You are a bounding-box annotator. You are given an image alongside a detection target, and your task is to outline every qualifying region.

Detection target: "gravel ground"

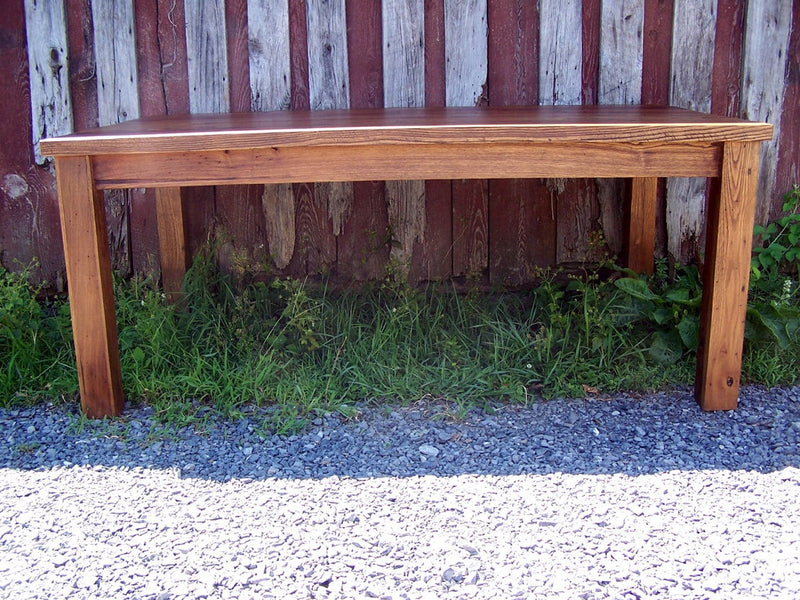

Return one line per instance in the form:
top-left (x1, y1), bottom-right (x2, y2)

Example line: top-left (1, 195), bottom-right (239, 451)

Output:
top-left (1, 385), bottom-right (799, 599)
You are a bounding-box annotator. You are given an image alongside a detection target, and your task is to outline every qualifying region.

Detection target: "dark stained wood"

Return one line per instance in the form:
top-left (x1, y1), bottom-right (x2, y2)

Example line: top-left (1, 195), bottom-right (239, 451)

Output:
top-left (452, 178), bottom-right (488, 278)
top-left (339, 0), bottom-right (389, 281)
top-left (641, 0), bottom-right (674, 260)
top-left (707, 0), bottom-right (747, 263)
top-left (424, 0), bottom-right (447, 107)
top-left (416, 0), bottom-right (453, 283)
top-left (134, 0), bottom-right (209, 267)
top-left (547, 0), bottom-right (601, 266)
top-left (774, 0), bottom-right (800, 219)
top-left (132, 0), bottom-right (169, 276)
top-left (487, 0), bottom-right (555, 284)
top-left (0, 1), bottom-right (63, 287)
top-left (488, 0), bottom-right (538, 105)
top-left (67, 0), bottom-right (99, 132)
top-left (286, 0), bottom-right (333, 276)
top-left (445, 1), bottom-right (489, 280)
top-left (711, 0), bottom-right (746, 118)
top-left (226, 0), bottom-right (251, 113)
top-left (216, 0), bottom-right (267, 280)
top-left (582, 0), bottom-right (602, 105)
top-left (4, 3), bottom-right (799, 292)
top-left (155, 0), bottom-right (191, 115)
top-left (641, 0), bottom-right (674, 106)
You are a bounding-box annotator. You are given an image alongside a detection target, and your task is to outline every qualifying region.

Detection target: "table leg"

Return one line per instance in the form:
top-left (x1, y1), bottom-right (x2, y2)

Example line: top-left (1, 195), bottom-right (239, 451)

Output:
top-left (54, 156), bottom-right (124, 418)
top-left (155, 187), bottom-right (189, 302)
top-left (695, 141), bottom-right (761, 411)
top-left (626, 177), bottom-right (658, 274)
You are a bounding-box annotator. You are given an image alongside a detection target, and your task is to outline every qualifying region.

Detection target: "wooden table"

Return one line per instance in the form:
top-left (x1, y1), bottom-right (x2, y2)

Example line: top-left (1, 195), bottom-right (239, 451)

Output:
top-left (40, 106), bottom-right (773, 418)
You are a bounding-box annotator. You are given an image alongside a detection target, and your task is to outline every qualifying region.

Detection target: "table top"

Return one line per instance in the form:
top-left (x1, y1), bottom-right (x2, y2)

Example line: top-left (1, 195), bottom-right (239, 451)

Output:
top-left (40, 105), bottom-right (773, 156)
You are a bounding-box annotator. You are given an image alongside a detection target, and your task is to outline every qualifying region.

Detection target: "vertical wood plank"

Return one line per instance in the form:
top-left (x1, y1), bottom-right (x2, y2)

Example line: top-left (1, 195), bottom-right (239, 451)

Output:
top-left (383, 0), bottom-right (424, 108)
top-left (666, 0), bottom-right (716, 263)
top-left (599, 0), bottom-right (643, 105)
top-left (695, 142), bottom-right (760, 411)
top-left (642, 0), bottom-right (675, 261)
top-left (581, 0), bottom-right (601, 105)
top-left (262, 183), bottom-right (296, 270)
top-left (92, 0), bottom-right (140, 276)
top-left (306, 0), bottom-right (350, 110)
top-left (184, 0), bottom-right (229, 114)
top-left (306, 0), bottom-right (350, 274)
top-left (420, 0), bottom-right (453, 282)
top-left (599, 0), bottom-right (644, 259)
top-left (424, 0), bottom-right (446, 106)
top-left (136, 0), bottom-right (188, 117)
top-left (133, 0), bottom-right (191, 278)
top-left (24, 0), bottom-right (72, 165)
top-left (339, 0), bottom-right (388, 281)
top-left (444, 0), bottom-right (487, 107)
top-left (182, 0), bottom-right (227, 271)
top-left (226, 0), bottom-right (251, 114)
top-left (54, 156), bottom-right (124, 417)
top-left (539, 0), bottom-right (582, 106)
top-left (132, 0), bottom-right (167, 277)
top-left (774, 0), bottom-right (799, 207)
top-left (641, 0), bottom-right (674, 105)
top-left (445, 0), bottom-right (488, 278)
top-left (627, 178), bottom-right (658, 273)
top-left (2, 2), bottom-right (63, 287)
top-left (66, 0), bottom-right (99, 132)
top-left (487, 0), bottom-right (555, 286)
top-left (711, 0), bottom-right (746, 118)
top-left (249, 0), bottom-right (291, 111)
top-left (383, 0), bottom-right (426, 279)
top-left (740, 1), bottom-right (793, 226)
top-left (92, 0), bottom-right (140, 125)
top-left (249, 0), bottom-right (295, 270)
top-left (213, 0), bottom-right (268, 281)
top-left (155, 187), bottom-right (188, 300)
top-left (540, 0), bottom-right (600, 265)
top-left (285, 0), bottom-right (324, 277)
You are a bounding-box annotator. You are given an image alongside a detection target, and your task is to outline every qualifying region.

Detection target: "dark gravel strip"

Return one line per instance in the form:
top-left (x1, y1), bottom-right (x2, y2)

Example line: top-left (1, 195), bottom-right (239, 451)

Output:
top-left (1, 385), bottom-right (799, 599)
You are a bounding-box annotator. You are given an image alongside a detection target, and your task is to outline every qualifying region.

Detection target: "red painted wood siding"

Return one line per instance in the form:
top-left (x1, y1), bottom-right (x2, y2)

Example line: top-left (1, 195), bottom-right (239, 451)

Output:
top-left (2, 2), bottom-right (797, 289)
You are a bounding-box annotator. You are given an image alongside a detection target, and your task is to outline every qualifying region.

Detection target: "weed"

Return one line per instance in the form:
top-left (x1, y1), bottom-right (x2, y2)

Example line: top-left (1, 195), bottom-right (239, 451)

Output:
top-left (15, 441), bottom-right (41, 454)
top-left (752, 185), bottom-right (800, 289)
top-left (0, 262), bottom-right (75, 406)
top-left (2, 188), bottom-right (798, 432)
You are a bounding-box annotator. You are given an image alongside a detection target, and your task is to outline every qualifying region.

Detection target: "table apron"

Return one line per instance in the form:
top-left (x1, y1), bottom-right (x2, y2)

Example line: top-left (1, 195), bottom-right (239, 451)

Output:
top-left (90, 141), bottom-right (722, 189)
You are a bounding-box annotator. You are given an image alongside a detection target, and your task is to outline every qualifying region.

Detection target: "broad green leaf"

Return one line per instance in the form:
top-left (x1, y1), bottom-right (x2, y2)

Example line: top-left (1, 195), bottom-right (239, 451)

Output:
top-left (648, 330), bottom-right (683, 364)
top-left (664, 288), bottom-right (690, 304)
top-left (614, 278), bottom-right (657, 301)
top-left (748, 305), bottom-right (791, 348)
top-left (677, 314), bottom-right (700, 350)
top-left (652, 307), bottom-right (673, 325)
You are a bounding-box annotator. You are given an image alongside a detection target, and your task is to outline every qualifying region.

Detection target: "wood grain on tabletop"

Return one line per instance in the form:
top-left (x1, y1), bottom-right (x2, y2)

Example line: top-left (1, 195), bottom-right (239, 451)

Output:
top-left (39, 106), bottom-right (774, 156)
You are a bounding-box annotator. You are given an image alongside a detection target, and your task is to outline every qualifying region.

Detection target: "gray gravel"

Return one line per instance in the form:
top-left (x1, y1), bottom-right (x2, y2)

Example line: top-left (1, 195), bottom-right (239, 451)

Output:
top-left (2, 385), bottom-right (800, 599)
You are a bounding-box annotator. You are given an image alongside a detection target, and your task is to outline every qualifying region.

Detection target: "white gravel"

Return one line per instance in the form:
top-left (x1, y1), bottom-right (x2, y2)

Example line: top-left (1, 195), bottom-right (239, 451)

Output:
top-left (2, 385), bottom-right (799, 599)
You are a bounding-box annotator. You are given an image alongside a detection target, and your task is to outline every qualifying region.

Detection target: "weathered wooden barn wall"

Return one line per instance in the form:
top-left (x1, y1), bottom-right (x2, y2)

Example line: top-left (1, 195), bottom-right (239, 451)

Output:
top-left (1, 0), bottom-right (798, 289)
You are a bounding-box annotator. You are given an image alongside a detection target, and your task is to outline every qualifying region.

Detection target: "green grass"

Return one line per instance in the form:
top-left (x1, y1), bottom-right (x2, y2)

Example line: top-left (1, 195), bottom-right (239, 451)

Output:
top-left (2, 190), bottom-right (799, 433)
